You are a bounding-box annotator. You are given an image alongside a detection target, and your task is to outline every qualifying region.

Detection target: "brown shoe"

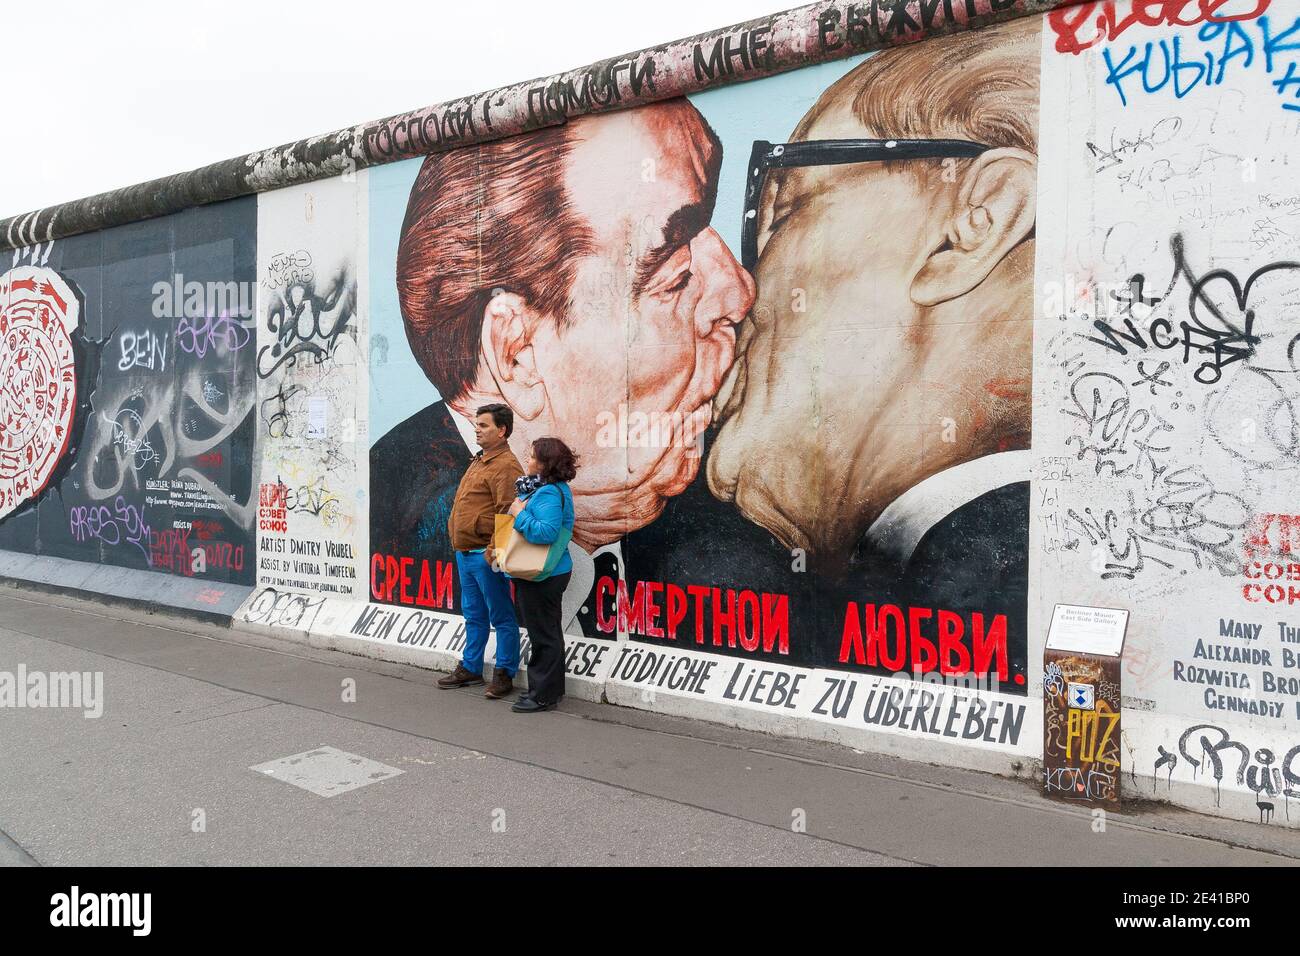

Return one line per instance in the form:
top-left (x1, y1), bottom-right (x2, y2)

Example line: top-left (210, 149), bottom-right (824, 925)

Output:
top-left (484, 668), bottom-right (515, 699)
top-left (438, 664), bottom-right (485, 688)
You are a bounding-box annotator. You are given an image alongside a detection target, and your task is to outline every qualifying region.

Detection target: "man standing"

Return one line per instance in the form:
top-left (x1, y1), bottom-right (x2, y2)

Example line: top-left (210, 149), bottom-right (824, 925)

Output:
top-left (437, 403), bottom-right (524, 698)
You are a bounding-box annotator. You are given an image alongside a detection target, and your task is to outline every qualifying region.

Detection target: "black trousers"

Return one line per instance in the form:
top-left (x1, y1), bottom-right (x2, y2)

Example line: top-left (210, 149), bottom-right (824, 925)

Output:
top-left (514, 571), bottom-right (571, 705)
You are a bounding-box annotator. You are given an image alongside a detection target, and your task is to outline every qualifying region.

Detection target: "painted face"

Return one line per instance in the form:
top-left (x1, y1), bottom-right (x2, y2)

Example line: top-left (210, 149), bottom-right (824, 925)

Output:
top-left (708, 100), bottom-right (1032, 560)
top-left (527, 101), bottom-right (755, 536)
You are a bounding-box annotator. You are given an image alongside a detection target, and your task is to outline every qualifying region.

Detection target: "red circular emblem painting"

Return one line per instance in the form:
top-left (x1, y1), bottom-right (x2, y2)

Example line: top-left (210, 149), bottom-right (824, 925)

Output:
top-left (0, 265), bottom-right (79, 519)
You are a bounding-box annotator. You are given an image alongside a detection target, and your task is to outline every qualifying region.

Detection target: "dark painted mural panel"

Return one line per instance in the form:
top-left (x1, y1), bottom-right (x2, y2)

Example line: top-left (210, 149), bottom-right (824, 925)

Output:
top-left (0, 197), bottom-right (257, 585)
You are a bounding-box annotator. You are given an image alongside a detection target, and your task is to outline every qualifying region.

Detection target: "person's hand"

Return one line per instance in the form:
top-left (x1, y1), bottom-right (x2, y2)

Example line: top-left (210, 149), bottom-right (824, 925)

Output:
top-left (508, 498), bottom-right (525, 517)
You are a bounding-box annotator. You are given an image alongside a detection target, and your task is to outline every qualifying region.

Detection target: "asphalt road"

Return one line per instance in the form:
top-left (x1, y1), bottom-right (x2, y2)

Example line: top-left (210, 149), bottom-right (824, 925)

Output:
top-left (0, 586), bottom-right (1296, 867)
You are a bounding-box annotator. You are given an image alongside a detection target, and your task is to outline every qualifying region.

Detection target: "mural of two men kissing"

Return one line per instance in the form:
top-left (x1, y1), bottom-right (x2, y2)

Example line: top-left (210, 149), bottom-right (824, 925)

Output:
top-left (369, 16), bottom-right (1041, 693)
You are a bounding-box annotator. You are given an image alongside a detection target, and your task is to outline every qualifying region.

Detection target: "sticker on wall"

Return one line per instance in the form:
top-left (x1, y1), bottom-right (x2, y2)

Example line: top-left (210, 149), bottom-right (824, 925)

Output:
top-left (1068, 682), bottom-right (1095, 710)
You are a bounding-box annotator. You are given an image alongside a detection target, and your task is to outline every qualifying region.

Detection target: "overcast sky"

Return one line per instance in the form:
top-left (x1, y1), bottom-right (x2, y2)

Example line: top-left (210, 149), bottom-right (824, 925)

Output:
top-left (2, 0), bottom-right (783, 220)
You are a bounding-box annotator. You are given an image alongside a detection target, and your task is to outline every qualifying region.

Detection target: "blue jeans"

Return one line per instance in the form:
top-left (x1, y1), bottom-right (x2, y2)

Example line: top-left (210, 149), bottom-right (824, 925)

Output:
top-left (454, 550), bottom-right (520, 676)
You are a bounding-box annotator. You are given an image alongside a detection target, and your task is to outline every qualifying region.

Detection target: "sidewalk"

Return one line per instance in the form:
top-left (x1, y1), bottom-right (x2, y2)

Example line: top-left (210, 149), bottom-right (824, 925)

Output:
top-left (0, 586), bottom-right (1295, 866)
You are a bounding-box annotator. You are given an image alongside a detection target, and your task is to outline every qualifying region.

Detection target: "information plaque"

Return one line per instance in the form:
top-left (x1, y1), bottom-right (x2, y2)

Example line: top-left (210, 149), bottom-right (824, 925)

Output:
top-left (1043, 604), bottom-right (1128, 806)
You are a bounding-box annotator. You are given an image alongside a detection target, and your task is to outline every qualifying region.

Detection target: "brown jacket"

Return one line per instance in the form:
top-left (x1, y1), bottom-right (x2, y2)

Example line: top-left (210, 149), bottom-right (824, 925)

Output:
top-left (448, 444), bottom-right (524, 552)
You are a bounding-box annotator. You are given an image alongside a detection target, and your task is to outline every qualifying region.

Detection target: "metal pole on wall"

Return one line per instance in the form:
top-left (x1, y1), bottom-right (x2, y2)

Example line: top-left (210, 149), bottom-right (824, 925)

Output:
top-left (1, 0), bottom-right (1083, 252)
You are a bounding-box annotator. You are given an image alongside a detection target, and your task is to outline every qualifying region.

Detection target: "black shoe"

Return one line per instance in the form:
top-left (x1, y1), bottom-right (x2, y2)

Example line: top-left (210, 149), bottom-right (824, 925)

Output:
top-left (511, 696), bottom-right (555, 713)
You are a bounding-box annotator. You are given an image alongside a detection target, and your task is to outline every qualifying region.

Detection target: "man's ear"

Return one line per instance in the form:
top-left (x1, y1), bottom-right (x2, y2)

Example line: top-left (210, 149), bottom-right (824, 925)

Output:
top-left (910, 148), bottom-right (1036, 307)
top-left (479, 291), bottom-right (546, 420)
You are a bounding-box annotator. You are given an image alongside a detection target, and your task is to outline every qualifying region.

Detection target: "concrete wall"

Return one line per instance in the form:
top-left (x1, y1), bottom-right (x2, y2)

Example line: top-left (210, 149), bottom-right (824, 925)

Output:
top-left (1035, 0), bottom-right (1300, 825)
top-left (0, 200), bottom-right (258, 588)
top-left (3, 0), bottom-right (1298, 827)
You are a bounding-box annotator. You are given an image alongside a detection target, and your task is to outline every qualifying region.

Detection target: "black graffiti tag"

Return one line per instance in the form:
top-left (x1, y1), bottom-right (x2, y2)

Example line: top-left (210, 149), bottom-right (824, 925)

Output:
top-left (257, 270), bottom-right (355, 380)
top-left (1183, 243), bottom-right (1300, 384)
top-left (1176, 723), bottom-right (1300, 819)
top-left (260, 382), bottom-right (306, 439)
top-left (1078, 234), bottom-right (1300, 385)
top-left (1061, 371), bottom-right (1175, 481)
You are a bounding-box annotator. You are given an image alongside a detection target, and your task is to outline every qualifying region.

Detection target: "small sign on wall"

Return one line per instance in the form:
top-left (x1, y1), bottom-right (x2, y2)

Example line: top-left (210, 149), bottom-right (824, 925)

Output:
top-left (307, 396), bottom-right (328, 440)
top-left (1046, 604), bottom-right (1128, 657)
top-left (1067, 682), bottom-right (1095, 710)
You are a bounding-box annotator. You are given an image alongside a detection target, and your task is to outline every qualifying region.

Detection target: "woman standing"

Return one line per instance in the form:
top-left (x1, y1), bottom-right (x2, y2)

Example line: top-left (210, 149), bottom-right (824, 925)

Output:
top-left (506, 437), bottom-right (577, 713)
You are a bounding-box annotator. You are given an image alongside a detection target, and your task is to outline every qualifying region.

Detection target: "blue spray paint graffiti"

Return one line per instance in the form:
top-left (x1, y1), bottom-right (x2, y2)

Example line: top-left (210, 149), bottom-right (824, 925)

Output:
top-left (1103, 14), bottom-right (1300, 111)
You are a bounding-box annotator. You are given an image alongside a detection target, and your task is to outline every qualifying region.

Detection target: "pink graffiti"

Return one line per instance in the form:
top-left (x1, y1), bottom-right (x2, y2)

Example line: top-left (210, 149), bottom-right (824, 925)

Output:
top-left (175, 312), bottom-right (251, 358)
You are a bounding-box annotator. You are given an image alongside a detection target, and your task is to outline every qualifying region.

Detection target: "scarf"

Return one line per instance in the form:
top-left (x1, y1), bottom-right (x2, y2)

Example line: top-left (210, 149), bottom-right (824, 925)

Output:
top-left (515, 473), bottom-right (545, 498)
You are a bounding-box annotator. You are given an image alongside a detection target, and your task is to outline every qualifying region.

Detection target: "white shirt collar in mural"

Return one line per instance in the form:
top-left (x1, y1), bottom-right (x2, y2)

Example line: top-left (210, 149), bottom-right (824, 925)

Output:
top-left (864, 449), bottom-right (1032, 564)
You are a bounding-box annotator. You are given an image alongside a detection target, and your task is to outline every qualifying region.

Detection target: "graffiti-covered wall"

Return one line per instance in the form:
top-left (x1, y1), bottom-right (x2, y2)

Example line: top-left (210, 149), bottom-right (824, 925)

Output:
top-left (1034, 0), bottom-right (1300, 824)
top-left (254, 177), bottom-right (368, 599)
top-left (0, 200), bottom-right (258, 585)
top-left (4, 0), bottom-right (1300, 827)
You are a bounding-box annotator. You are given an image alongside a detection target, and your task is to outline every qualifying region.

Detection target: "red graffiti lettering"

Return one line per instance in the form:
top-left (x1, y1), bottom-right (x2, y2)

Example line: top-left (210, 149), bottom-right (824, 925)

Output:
top-left (1048, 0), bottom-right (1271, 54)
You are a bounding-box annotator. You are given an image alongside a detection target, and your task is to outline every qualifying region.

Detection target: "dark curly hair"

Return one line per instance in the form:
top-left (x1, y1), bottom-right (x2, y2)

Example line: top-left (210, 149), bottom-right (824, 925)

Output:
top-left (532, 437), bottom-right (578, 484)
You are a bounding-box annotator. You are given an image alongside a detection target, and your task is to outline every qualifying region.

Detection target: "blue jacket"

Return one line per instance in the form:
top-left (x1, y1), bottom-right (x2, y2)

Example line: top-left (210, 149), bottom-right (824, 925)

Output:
top-left (511, 482), bottom-right (574, 576)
